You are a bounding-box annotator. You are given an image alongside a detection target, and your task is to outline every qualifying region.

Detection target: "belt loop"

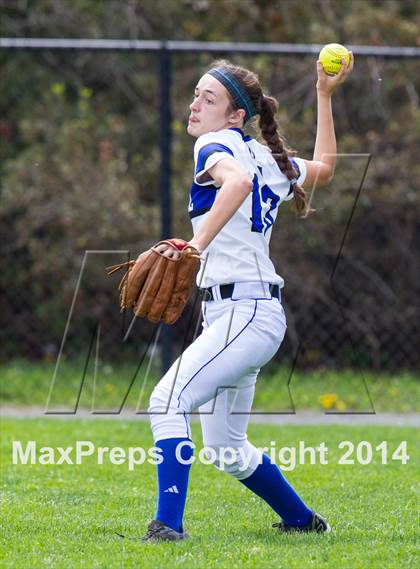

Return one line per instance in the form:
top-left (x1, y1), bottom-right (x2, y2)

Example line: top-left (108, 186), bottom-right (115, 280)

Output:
top-left (212, 285), bottom-right (220, 301)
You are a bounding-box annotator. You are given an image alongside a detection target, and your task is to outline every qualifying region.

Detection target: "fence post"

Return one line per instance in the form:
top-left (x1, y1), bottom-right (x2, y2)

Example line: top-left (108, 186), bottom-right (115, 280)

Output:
top-left (158, 44), bottom-right (173, 375)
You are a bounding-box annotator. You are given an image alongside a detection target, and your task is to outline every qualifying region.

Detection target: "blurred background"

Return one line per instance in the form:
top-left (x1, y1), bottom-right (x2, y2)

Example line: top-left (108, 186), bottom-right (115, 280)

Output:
top-left (0, 0), bottom-right (419, 412)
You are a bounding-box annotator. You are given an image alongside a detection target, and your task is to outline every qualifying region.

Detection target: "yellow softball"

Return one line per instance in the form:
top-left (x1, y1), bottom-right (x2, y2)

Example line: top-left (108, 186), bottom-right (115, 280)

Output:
top-left (319, 43), bottom-right (350, 75)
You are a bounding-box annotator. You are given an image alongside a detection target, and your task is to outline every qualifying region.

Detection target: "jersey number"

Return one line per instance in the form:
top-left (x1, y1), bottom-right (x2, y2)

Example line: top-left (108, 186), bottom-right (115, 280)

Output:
top-left (250, 174), bottom-right (280, 234)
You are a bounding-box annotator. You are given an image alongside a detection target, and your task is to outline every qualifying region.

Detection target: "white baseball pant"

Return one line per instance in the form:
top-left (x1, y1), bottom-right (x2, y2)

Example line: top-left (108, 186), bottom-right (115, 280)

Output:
top-left (149, 290), bottom-right (287, 479)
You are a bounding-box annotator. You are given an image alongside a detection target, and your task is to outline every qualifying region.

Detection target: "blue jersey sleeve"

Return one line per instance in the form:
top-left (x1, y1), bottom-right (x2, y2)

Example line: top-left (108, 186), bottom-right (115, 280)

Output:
top-left (193, 132), bottom-right (237, 186)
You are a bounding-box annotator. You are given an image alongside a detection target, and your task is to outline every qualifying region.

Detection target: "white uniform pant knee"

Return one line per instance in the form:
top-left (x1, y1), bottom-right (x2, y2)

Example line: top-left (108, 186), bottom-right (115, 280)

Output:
top-left (149, 299), bottom-right (286, 453)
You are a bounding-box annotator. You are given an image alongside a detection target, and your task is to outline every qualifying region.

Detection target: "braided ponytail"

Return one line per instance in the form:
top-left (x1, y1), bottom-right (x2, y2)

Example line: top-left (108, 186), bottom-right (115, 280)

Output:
top-left (258, 95), bottom-right (309, 215)
top-left (208, 60), bottom-right (311, 215)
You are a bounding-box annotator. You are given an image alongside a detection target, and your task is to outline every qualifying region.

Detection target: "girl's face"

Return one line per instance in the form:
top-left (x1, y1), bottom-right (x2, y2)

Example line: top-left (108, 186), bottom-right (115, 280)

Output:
top-left (187, 73), bottom-right (245, 138)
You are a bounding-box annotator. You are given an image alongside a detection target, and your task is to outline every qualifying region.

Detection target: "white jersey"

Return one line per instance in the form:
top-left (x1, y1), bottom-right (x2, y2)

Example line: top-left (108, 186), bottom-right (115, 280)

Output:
top-left (188, 127), bottom-right (307, 288)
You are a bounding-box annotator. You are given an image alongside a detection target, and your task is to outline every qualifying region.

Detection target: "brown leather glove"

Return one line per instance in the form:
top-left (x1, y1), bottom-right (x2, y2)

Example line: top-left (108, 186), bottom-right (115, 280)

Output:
top-left (106, 239), bottom-right (201, 324)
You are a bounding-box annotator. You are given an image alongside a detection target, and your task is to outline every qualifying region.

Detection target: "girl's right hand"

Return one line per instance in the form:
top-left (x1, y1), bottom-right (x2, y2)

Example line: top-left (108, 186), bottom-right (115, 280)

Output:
top-left (316, 51), bottom-right (354, 96)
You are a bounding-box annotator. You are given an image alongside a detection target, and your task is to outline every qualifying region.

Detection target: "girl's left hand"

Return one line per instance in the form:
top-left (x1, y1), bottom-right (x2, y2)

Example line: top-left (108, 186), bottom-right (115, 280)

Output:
top-left (187, 239), bottom-right (201, 251)
top-left (151, 242), bottom-right (181, 260)
top-left (151, 240), bottom-right (202, 261)
top-left (316, 51), bottom-right (354, 96)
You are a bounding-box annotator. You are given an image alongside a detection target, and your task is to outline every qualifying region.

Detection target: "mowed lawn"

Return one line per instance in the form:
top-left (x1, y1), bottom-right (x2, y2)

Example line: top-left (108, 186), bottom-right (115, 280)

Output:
top-left (1, 359), bottom-right (419, 412)
top-left (0, 418), bottom-right (418, 568)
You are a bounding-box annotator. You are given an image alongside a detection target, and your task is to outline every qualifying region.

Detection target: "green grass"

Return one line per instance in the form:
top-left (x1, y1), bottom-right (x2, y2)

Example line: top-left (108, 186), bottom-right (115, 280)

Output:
top-left (1, 359), bottom-right (419, 412)
top-left (0, 418), bottom-right (418, 568)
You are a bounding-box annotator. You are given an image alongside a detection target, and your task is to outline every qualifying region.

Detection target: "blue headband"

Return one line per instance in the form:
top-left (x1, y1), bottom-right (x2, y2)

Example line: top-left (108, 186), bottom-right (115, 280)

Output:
top-left (207, 68), bottom-right (256, 122)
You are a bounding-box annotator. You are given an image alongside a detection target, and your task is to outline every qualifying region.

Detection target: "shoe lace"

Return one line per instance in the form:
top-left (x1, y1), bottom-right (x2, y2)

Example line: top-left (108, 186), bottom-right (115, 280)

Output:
top-left (144, 522), bottom-right (164, 539)
top-left (273, 514), bottom-right (327, 533)
top-left (312, 515), bottom-right (325, 531)
top-left (272, 521), bottom-right (290, 530)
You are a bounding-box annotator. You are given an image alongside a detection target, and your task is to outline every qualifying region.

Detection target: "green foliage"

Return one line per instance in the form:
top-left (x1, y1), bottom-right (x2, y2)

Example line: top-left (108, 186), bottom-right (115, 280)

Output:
top-left (0, 1), bottom-right (419, 367)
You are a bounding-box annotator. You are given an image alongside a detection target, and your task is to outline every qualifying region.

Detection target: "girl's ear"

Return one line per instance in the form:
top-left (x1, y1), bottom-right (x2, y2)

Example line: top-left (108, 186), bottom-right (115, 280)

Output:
top-left (227, 108), bottom-right (246, 125)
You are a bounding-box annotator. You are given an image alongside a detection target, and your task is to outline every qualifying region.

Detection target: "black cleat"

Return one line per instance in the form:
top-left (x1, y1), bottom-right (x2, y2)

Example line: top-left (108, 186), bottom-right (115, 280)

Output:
top-left (273, 512), bottom-right (331, 534)
top-left (142, 520), bottom-right (189, 542)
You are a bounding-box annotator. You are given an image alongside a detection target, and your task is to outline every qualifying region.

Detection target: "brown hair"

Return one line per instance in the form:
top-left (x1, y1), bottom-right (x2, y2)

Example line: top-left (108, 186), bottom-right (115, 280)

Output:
top-left (209, 59), bottom-right (309, 215)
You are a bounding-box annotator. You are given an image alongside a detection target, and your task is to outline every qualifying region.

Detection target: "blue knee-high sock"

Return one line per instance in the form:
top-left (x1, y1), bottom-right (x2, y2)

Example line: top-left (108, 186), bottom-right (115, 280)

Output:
top-left (240, 454), bottom-right (313, 527)
top-left (155, 437), bottom-right (193, 533)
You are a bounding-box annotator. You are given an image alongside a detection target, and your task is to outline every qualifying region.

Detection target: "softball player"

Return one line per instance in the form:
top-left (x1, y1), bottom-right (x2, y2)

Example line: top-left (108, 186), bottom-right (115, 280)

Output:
top-left (143, 54), bottom-right (353, 541)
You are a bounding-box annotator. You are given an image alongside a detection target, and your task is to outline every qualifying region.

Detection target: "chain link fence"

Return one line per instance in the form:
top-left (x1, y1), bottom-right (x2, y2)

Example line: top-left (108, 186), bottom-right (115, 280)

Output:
top-left (1, 42), bottom-right (419, 371)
